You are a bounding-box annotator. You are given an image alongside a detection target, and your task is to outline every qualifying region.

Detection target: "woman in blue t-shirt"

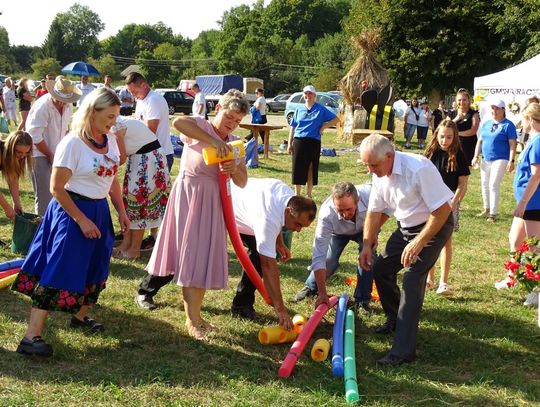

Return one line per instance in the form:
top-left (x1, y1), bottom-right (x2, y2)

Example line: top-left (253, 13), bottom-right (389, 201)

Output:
top-left (472, 99), bottom-right (517, 222)
top-left (287, 85), bottom-right (338, 197)
top-left (509, 102), bottom-right (540, 248)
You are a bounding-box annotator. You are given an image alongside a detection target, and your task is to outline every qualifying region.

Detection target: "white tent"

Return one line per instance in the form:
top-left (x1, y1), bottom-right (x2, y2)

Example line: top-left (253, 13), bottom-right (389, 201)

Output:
top-left (474, 54), bottom-right (540, 123)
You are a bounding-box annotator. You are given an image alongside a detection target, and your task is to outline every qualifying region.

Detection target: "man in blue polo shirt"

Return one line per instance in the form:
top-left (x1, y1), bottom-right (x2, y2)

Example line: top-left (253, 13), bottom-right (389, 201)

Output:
top-left (287, 85), bottom-right (338, 197)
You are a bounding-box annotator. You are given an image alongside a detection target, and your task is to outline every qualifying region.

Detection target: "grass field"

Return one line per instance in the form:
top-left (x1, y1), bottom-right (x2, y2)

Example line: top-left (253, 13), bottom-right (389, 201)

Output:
top-left (0, 120), bottom-right (539, 406)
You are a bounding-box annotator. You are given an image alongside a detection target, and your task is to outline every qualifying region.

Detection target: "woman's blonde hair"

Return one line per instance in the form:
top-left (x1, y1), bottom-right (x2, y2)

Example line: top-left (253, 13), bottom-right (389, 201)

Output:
top-left (71, 87), bottom-right (120, 137)
top-left (522, 102), bottom-right (540, 123)
top-left (17, 78), bottom-right (28, 91)
top-left (1, 130), bottom-right (33, 180)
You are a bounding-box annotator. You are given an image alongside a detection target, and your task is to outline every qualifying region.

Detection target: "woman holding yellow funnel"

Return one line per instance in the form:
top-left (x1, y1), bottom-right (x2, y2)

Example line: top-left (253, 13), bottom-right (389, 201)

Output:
top-left (136, 89), bottom-right (249, 340)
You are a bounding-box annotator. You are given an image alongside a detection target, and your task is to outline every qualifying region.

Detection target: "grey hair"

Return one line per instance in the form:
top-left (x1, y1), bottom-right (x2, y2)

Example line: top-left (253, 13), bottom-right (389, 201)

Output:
top-left (218, 89), bottom-right (249, 114)
top-left (332, 182), bottom-right (358, 201)
top-left (71, 87), bottom-right (120, 137)
top-left (359, 134), bottom-right (395, 161)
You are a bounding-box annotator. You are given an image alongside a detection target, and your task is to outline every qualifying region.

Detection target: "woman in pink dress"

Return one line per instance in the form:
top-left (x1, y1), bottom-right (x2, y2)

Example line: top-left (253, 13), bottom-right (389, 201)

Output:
top-left (138, 89), bottom-right (249, 340)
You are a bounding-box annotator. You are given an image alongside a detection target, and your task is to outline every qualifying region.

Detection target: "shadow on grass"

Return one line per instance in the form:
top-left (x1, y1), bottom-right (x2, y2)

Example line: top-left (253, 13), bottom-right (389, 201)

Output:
top-left (1, 285), bottom-right (538, 405)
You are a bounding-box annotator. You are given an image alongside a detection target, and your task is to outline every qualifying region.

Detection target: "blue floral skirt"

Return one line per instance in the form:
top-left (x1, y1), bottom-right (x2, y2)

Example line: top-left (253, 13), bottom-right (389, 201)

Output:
top-left (11, 197), bottom-right (114, 313)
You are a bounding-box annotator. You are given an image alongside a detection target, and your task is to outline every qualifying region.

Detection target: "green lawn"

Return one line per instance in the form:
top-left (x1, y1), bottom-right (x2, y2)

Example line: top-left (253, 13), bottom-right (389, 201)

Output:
top-left (0, 122), bottom-right (539, 406)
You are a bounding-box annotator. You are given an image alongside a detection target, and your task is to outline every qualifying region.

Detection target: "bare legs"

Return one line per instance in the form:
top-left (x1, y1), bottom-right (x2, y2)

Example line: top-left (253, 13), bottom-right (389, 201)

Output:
top-left (115, 229), bottom-right (144, 258)
top-left (428, 236), bottom-right (453, 292)
top-left (509, 217), bottom-right (540, 251)
top-left (293, 163), bottom-right (314, 198)
top-left (24, 305), bottom-right (92, 339)
top-left (182, 286), bottom-right (213, 340)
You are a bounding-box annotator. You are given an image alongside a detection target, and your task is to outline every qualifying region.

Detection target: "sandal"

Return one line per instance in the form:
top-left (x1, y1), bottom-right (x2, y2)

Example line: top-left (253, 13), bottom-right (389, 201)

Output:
top-left (112, 248), bottom-right (139, 260)
top-left (487, 215), bottom-right (496, 223)
top-left (436, 283), bottom-right (453, 296)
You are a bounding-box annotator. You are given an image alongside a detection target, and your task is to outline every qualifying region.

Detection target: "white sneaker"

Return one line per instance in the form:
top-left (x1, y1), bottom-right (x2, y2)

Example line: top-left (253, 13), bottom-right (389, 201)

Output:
top-left (523, 291), bottom-right (539, 307)
top-left (495, 278), bottom-right (512, 290)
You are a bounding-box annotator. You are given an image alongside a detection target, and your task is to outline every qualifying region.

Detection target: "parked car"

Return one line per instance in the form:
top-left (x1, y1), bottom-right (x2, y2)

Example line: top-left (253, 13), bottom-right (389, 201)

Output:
top-left (284, 92), bottom-right (342, 125)
top-left (155, 89), bottom-right (195, 115)
top-left (266, 93), bottom-right (291, 112)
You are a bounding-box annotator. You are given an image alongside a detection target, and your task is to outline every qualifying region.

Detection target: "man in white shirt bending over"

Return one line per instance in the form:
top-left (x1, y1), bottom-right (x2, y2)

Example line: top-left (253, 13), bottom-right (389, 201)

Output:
top-left (230, 178), bottom-right (317, 330)
top-left (359, 134), bottom-right (454, 366)
top-left (294, 182), bottom-right (390, 314)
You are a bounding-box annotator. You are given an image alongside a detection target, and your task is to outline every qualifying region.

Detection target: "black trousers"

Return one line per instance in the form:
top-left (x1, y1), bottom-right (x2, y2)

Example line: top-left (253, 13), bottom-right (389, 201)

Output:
top-left (138, 273), bottom-right (173, 297)
top-left (232, 233), bottom-right (262, 309)
top-left (373, 214), bottom-right (453, 359)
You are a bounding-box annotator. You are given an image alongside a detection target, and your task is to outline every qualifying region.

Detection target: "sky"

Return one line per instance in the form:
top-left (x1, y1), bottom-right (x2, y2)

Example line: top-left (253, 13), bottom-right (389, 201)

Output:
top-left (1, 0), bottom-right (264, 47)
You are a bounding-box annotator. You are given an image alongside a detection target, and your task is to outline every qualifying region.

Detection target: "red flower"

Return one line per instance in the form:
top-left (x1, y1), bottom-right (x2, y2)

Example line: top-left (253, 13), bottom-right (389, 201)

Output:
top-left (24, 281), bottom-right (34, 291)
top-left (19, 274), bottom-right (28, 283)
top-left (57, 299), bottom-right (66, 307)
top-left (517, 242), bottom-right (529, 253)
top-left (17, 283), bottom-right (25, 292)
top-left (105, 169), bottom-right (112, 176)
top-left (59, 290), bottom-right (69, 298)
top-left (160, 196), bottom-right (168, 205)
top-left (66, 296), bottom-right (76, 306)
top-left (504, 261), bottom-right (520, 272)
top-left (507, 279), bottom-right (516, 288)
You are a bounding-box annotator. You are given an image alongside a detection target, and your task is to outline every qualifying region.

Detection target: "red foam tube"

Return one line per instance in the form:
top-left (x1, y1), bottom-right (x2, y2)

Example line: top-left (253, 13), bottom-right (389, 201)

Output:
top-left (0, 268), bottom-right (20, 280)
top-left (218, 171), bottom-right (272, 305)
top-left (278, 296), bottom-right (338, 378)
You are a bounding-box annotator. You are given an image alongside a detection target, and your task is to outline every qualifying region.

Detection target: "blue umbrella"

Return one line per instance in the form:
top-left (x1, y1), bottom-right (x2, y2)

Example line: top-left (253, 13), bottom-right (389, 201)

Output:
top-left (61, 61), bottom-right (100, 77)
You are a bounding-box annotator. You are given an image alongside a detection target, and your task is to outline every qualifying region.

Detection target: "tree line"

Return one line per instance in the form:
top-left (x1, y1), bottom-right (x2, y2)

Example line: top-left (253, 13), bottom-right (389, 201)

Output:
top-left (0, 0), bottom-right (538, 97)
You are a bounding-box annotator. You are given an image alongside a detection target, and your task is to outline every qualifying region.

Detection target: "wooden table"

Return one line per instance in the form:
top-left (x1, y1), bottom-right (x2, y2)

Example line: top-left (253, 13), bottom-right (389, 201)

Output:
top-left (350, 129), bottom-right (393, 144)
top-left (239, 123), bottom-right (285, 159)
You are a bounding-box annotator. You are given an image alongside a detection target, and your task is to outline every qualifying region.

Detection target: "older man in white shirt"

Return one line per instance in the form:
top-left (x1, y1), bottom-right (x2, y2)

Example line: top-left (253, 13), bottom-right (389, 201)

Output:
top-left (359, 134), bottom-right (454, 366)
top-left (27, 76), bottom-right (81, 214)
top-left (294, 182), bottom-right (390, 314)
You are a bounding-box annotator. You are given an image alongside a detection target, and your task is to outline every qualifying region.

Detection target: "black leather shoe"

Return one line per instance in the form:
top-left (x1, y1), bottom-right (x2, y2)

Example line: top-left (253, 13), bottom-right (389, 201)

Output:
top-left (70, 316), bottom-right (105, 333)
top-left (231, 305), bottom-right (257, 320)
top-left (375, 320), bottom-right (395, 334)
top-left (354, 302), bottom-right (372, 315)
top-left (136, 294), bottom-right (157, 310)
top-left (16, 336), bottom-right (53, 357)
top-left (376, 353), bottom-right (414, 366)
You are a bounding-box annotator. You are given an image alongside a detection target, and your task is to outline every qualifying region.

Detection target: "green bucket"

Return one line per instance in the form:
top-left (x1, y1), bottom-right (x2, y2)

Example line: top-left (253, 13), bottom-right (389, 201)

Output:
top-left (282, 227), bottom-right (293, 250)
top-left (11, 213), bottom-right (42, 255)
top-left (278, 227), bottom-right (293, 260)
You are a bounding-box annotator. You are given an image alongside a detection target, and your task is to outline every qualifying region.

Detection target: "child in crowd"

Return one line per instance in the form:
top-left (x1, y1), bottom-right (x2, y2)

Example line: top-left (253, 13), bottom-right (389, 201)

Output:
top-left (424, 119), bottom-right (470, 294)
top-left (0, 130), bottom-right (33, 221)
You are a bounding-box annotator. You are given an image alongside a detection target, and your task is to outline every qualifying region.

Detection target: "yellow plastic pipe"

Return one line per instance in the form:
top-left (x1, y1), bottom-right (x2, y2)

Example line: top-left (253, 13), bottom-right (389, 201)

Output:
top-left (292, 314), bottom-right (306, 333)
top-left (0, 273), bottom-right (17, 290)
top-left (258, 326), bottom-right (298, 345)
top-left (311, 338), bottom-right (330, 362)
top-left (202, 139), bottom-right (245, 165)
